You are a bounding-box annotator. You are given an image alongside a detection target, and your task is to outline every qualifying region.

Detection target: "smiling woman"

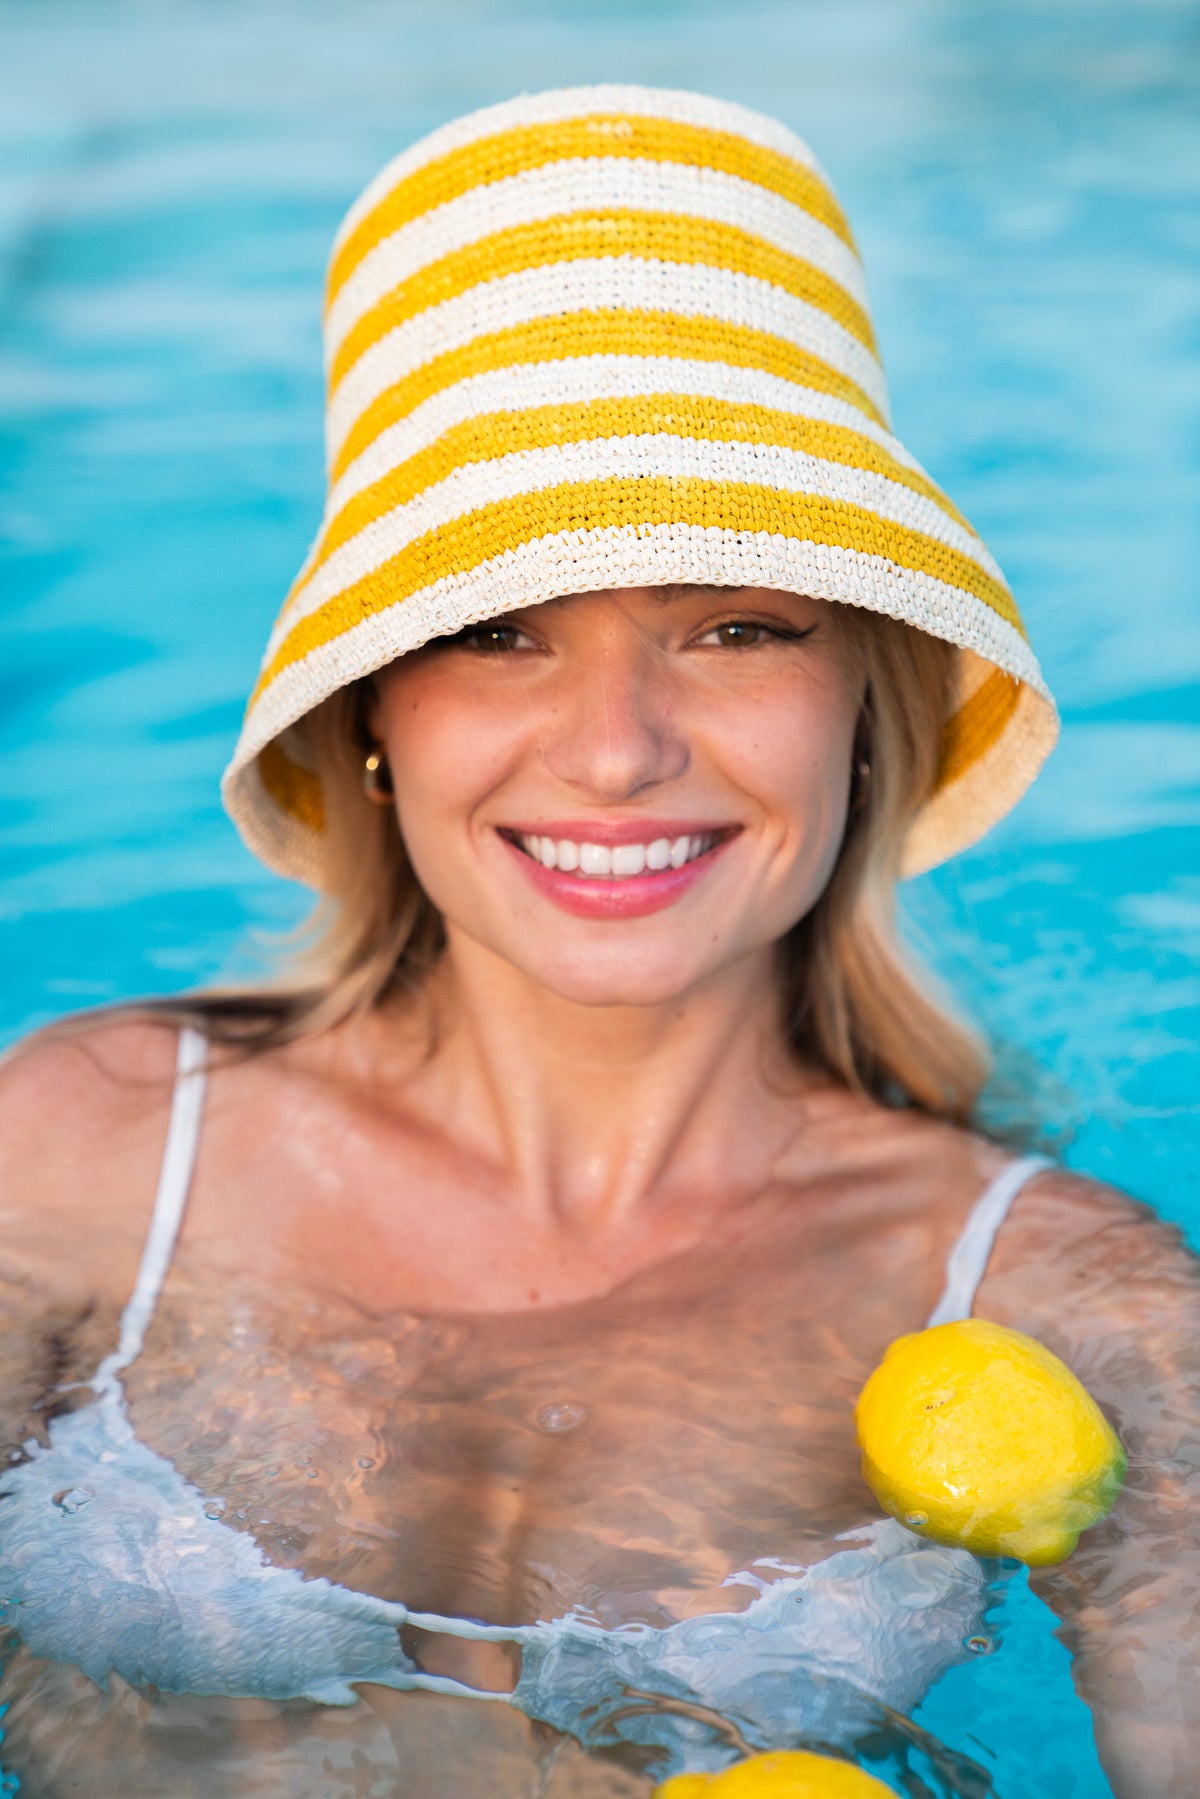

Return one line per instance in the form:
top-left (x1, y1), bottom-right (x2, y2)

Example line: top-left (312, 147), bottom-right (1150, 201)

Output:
top-left (0, 83), bottom-right (1196, 1799)
top-left (294, 582), bottom-right (975, 1116)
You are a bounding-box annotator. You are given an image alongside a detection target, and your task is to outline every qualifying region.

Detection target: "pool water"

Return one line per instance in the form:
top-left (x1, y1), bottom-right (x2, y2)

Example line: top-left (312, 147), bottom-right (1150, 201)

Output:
top-left (0, 1), bottom-right (1197, 1794)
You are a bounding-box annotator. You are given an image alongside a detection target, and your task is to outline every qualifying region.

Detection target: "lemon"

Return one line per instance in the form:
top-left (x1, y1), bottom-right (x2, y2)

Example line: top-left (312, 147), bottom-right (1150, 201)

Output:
top-left (854, 1319), bottom-right (1125, 1565)
top-left (655, 1750), bottom-right (894, 1796)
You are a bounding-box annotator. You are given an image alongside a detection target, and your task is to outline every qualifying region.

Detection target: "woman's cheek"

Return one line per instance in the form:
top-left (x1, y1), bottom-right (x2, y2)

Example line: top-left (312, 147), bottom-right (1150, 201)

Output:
top-left (387, 708), bottom-right (516, 888)
top-left (759, 742), bottom-right (855, 915)
top-left (721, 688), bottom-right (854, 828)
top-left (386, 677), bottom-right (493, 800)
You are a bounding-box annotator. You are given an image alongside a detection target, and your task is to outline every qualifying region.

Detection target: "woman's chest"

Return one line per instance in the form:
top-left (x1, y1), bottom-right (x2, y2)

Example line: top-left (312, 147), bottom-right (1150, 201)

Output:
top-left (120, 1260), bottom-right (900, 1628)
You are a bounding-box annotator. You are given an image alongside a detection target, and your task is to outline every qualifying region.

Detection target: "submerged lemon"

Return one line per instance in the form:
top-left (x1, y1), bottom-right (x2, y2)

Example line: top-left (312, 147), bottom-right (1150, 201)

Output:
top-left (855, 1319), bottom-right (1125, 1565)
top-left (656, 1750), bottom-right (894, 1796)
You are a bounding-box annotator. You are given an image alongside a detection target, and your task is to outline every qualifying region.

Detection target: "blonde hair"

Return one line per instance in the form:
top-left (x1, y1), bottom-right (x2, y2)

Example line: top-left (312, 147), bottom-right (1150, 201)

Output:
top-left (164, 606), bottom-right (989, 1124)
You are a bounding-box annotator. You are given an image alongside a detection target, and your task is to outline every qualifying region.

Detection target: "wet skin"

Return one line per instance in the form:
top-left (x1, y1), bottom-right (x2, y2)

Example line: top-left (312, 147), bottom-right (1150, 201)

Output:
top-left (1, 590), bottom-right (1197, 1795)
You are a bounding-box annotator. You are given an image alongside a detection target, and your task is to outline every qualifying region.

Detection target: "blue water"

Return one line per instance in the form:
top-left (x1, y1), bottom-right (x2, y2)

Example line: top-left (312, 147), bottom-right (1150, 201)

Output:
top-left (1, 1), bottom-right (1197, 1793)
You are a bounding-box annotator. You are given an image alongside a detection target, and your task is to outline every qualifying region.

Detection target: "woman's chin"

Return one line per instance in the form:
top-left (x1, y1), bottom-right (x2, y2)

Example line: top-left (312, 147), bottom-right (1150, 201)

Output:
top-left (489, 935), bottom-right (747, 1012)
top-left (541, 973), bottom-right (704, 1011)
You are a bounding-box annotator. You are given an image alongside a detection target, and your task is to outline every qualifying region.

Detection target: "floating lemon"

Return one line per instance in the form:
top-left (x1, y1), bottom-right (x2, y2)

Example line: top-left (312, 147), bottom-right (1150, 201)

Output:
top-left (855, 1319), bottom-right (1125, 1565)
top-left (655, 1750), bottom-right (894, 1796)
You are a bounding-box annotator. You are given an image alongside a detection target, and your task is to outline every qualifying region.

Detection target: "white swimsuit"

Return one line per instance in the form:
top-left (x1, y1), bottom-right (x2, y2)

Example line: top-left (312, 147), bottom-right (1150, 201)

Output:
top-left (0, 1029), bottom-right (1049, 1778)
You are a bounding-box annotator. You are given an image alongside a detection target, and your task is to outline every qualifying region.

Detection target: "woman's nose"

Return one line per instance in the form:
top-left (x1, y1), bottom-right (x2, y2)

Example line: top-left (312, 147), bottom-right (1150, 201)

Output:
top-left (538, 631), bottom-right (689, 803)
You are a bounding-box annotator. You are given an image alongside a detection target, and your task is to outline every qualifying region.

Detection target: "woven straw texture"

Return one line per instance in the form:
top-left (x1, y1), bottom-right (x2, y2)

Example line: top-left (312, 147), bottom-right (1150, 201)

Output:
top-left (222, 84), bottom-right (1057, 883)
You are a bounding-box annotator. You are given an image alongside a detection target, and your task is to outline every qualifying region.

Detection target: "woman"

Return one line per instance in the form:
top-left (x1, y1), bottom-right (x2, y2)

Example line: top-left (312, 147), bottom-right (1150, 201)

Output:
top-left (0, 85), bottom-right (1194, 1798)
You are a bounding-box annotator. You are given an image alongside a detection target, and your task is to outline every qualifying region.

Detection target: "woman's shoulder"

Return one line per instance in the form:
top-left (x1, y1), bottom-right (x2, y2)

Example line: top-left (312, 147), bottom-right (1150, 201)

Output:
top-left (774, 1083), bottom-right (1023, 1210)
top-left (0, 1008), bottom-right (183, 1147)
top-left (777, 1085), bottom-right (1192, 1286)
top-left (977, 1157), bottom-right (1199, 1388)
top-left (986, 1157), bottom-right (1194, 1292)
top-left (0, 1012), bottom-right (184, 1310)
top-left (811, 1103), bottom-right (1200, 1404)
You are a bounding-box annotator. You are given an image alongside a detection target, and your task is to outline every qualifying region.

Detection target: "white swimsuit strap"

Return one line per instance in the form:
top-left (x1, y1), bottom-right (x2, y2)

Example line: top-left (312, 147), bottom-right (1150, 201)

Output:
top-left (925, 1153), bottom-right (1052, 1329)
top-left (92, 1026), bottom-right (209, 1400)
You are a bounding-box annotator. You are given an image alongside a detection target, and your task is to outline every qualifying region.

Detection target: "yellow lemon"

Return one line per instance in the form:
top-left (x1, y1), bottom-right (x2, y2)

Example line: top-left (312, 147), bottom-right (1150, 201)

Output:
top-left (854, 1319), bottom-right (1125, 1565)
top-left (655, 1750), bottom-right (894, 1796)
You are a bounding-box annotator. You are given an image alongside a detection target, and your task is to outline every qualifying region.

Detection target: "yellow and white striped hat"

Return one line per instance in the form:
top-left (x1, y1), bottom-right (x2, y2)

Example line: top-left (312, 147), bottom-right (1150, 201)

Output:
top-left (222, 84), bottom-right (1057, 884)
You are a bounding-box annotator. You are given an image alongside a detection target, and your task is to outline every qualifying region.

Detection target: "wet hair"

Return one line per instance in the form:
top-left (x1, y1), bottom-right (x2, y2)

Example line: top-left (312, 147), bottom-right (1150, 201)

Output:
top-left (135, 605), bottom-right (989, 1124)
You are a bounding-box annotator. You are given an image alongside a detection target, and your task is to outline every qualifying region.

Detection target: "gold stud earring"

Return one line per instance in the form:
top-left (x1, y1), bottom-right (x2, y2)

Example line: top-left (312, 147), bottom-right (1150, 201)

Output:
top-left (851, 757), bottom-right (872, 811)
top-left (362, 748), bottom-right (394, 805)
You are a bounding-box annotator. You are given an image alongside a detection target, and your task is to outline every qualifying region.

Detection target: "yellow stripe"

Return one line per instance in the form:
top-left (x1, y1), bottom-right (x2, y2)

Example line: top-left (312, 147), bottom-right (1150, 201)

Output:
top-left (329, 210), bottom-right (876, 398)
top-left (258, 738), bottom-right (325, 832)
top-left (328, 115), bottom-right (856, 306)
top-left (330, 309), bottom-right (888, 483)
top-left (254, 476), bottom-right (1020, 705)
top-left (937, 666), bottom-right (1024, 789)
top-left (293, 395), bottom-right (974, 611)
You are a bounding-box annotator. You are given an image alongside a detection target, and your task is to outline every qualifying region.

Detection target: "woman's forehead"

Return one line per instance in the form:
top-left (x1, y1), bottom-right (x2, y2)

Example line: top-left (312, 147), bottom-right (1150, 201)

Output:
top-left (513, 584), bottom-right (823, 614)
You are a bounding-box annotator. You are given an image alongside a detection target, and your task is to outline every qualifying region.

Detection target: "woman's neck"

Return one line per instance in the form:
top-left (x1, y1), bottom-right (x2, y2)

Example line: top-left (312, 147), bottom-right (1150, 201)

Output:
top-left (363, 928), bottom-right (822, 1234)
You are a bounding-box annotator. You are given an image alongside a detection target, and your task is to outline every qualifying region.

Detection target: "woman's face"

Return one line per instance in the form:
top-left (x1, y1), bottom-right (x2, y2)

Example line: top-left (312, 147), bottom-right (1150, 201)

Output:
top-left (369, 587), bottom-right (866, 1008)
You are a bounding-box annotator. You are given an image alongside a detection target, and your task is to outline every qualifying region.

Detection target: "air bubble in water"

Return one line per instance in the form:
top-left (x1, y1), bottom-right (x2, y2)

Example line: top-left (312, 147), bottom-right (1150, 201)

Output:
top-left (966, 1634), bottom-right (994, 1654)
top-left (52, 1487), bottom-right (94, 1515)
top-left (357, 1456), bottom-right (376, 1470)
top-left (535, 1401), bottom-right (589, 1435)
top-left (903, 1512), bottom-right (929, 1528)
top-left (203, 1500), bottom-right (226, 1521)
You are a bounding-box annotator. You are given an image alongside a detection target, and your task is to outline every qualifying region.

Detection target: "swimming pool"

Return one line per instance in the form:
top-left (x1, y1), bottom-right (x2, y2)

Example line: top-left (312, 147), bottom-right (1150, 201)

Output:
top-left (1, 1), bottom-right (1197, 1793)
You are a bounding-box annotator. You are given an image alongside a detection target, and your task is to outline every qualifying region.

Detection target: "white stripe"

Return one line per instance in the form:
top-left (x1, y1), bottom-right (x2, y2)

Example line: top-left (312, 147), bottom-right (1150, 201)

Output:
top-left (326, 157), bottom-right (868, 361)
top-left (320, 353), bottom-right (927, 549)
top-left (227, 521), bottom-right (1049, 782)
top-left (326, 259), bottom-right (890, 463)
top-left (332, 84), bottom-right (832, 255)
top-left (270, 433), bottom-right (1003, 658)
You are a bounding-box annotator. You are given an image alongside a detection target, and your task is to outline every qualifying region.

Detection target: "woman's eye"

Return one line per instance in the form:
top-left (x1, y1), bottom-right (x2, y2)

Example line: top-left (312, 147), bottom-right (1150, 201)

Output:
top-left (455, 623), bottom-right (536, 653)
top-left (696, 621), bottom-right (771, 648)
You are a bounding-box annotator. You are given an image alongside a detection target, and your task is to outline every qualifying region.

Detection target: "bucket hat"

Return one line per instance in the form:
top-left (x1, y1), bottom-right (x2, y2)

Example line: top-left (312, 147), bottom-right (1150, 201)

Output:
top-left (222, 84), bottom-right (1057, 883)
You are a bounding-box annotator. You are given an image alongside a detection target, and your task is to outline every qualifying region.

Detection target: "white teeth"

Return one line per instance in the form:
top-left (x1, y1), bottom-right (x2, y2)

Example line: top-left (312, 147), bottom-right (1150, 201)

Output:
top-left (611, 842), bottom-right (647, 877)
top-left (515, 832), bottom-right (717, 878)
top-left (579, 842), bottom-right (612, 876)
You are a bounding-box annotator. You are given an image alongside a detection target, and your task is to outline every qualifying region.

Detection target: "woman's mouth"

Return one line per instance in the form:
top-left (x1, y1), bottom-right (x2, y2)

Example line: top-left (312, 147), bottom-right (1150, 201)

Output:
top-left (497, 826), bottom-right (737, 920)
top-left (511, 831), bottom-right (720, 878)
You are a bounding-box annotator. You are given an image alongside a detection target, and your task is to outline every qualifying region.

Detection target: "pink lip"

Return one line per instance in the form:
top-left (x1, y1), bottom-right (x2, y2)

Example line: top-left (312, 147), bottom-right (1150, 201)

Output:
top-left (499, 829), bottom-right (739, 920)
top-left (501, 819), bottom-right (734, 847)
